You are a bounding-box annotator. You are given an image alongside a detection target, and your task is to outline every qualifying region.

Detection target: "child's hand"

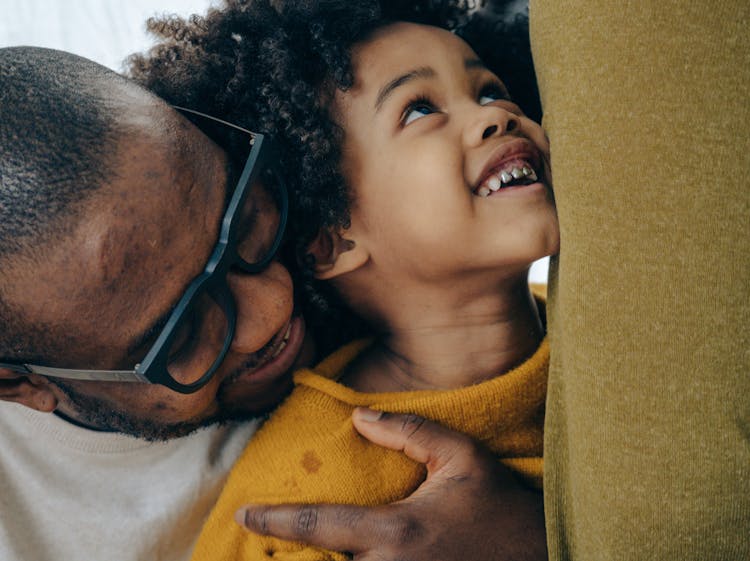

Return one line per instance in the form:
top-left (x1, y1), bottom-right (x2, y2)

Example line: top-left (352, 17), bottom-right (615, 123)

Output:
top-left (235, 408), bottom-right (548, 561)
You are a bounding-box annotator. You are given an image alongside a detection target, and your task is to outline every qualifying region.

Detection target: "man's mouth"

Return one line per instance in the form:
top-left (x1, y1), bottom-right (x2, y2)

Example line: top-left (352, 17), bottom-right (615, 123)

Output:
top-left (237, 320), bottom-right (293, 368)
top-left (267, 322), bottom-right (294, 360)
top-left (473, 158), bottom-right (539, 197)
top-left (225, 316), bottom-right (306, 387)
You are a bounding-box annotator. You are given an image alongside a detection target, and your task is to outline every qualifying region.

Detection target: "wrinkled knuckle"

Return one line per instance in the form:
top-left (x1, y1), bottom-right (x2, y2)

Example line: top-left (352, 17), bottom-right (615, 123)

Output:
top-left (257, 508), bottom-right (272, 534)
top-left (293, 505), bottom-right (319, 537)
top-left (243, 507), bottom-right (270, 533)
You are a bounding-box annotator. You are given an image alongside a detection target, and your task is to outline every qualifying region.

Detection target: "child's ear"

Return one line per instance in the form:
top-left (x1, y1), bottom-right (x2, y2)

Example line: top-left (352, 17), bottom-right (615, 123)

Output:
top-left (306, 228), bottom-right (369, 280)
top-left (0, 368), bottom-right (58, 412)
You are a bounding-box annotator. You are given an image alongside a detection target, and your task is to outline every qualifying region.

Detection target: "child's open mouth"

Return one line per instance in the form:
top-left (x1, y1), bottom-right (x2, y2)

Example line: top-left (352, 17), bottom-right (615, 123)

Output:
top-left (473, 158), bottom-right (539, 197)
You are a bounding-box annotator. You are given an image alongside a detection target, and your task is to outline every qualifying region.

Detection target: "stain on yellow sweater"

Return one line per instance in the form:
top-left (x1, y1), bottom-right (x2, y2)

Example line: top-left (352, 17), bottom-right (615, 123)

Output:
top-left (191, 331), bottom-right (547, 561)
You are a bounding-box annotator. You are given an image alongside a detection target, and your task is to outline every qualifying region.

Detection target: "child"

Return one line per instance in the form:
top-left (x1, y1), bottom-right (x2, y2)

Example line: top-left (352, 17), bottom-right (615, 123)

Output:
top-left (132, 2), bottom-right (558, 560)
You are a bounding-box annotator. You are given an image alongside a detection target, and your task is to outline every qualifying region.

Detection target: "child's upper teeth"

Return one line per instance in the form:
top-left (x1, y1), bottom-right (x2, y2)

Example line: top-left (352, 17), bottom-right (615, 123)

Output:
top-left (474, 164), bottom-right (540, 196)
top-left (502, 166), bottom-right (538, 183)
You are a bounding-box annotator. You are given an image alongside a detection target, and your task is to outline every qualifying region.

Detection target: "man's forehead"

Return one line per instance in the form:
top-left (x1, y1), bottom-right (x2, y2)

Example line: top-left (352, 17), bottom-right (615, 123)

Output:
top-left (3, 198), bottom-right (189, 362)
top-left (93, 132), bottom-right (226, 337)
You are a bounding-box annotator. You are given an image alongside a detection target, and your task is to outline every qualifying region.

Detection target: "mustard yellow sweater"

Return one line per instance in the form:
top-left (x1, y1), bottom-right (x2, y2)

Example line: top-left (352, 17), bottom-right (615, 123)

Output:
top-left (191, 337), bottom-right (548, 561)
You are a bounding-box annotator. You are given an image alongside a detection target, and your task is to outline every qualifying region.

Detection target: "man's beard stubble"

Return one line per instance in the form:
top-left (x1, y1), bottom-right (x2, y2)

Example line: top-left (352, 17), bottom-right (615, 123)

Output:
top-left (51, 379), bottom-right (272, 441)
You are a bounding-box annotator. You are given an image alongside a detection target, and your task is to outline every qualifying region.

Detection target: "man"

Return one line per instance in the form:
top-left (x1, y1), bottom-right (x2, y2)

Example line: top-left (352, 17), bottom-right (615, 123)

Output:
top-left (0, 44), bottom-right (300, 560)
top-left (0, 47), bottom-right (545, 561)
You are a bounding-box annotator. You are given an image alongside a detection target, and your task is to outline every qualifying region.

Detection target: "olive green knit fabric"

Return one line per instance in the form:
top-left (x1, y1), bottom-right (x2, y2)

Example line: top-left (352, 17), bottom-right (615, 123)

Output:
top-left (530, 1), bottom-right (749, 559)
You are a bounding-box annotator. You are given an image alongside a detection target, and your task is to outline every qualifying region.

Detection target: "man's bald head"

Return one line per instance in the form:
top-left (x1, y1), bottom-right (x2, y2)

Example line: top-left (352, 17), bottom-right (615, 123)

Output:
top-left (0, 46), bottom-right (177, 260)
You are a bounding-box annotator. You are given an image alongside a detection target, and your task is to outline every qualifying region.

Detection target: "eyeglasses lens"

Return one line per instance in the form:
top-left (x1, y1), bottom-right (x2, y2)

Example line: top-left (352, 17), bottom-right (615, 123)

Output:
top-left (165, 293), bottom-right (230, 385)
top-left (235, 168), bottom-right (284, 267)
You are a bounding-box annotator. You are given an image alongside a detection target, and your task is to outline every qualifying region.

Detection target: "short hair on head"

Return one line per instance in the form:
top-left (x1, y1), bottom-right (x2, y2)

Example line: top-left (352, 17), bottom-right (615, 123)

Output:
top-left (0, 47), bottom-right (123, 361)
top-left (0, 46), bottom-right (122, 260)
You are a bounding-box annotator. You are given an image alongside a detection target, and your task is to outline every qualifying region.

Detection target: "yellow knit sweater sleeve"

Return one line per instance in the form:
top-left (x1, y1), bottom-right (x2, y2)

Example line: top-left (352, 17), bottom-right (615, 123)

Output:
top-left (190, 336), bottom-right (548, 561)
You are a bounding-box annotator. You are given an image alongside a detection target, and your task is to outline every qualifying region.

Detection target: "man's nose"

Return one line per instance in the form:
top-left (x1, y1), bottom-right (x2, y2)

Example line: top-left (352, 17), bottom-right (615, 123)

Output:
top-left (226, 262), bottom-right (294, 353)
top-left (463, 105), bottom-right (521, 148)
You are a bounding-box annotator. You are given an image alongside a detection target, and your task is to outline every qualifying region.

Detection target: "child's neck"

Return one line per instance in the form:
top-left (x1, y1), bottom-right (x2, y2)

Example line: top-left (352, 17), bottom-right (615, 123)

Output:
top-left (338, 280), bottom-right (544, 393)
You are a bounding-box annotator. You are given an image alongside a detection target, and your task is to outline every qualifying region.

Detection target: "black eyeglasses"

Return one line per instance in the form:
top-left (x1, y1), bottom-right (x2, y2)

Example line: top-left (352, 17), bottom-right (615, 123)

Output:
top-left (0, 107), bottom-right (288, 394)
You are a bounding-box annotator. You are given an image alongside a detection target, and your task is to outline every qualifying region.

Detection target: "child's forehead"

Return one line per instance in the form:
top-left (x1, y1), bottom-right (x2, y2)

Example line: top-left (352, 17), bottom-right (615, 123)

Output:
top-left (352, 22), bottom-right (477, 74)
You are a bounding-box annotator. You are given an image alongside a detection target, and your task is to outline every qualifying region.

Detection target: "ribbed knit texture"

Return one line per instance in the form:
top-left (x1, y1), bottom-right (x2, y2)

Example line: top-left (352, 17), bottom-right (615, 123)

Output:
top-left (191, 336), bottom-right (548, 560)
top-left (530, 1), bottom-right (750, 559)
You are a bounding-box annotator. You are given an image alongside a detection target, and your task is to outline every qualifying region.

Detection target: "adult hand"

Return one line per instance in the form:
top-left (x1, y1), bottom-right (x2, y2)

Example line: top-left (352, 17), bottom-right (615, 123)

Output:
top-left (235, 408), bottom-right (548, 561)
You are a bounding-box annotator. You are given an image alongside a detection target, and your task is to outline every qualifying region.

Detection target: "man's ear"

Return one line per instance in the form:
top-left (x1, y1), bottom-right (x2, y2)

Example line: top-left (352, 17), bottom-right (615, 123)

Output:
top-left (306, 228), bottom-right (370, 280)
top-left (0, 369), bottom-right (58, 412)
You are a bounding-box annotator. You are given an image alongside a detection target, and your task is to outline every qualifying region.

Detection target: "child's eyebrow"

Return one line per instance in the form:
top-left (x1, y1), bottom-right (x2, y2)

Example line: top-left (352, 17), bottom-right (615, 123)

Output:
top-left (375, 66), bottom-right (435, 111)
top-left (374, 58), bottom-right (488, 112)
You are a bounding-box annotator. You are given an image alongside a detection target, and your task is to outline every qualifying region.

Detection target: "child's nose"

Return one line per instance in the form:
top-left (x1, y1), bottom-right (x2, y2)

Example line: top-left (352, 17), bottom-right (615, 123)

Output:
top-left (464, 106), bottom-right (521, 147)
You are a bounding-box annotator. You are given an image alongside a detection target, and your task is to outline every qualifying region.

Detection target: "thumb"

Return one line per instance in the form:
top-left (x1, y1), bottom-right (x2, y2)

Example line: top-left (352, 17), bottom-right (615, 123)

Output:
top-left (351, 407), bottom-right (480, 477)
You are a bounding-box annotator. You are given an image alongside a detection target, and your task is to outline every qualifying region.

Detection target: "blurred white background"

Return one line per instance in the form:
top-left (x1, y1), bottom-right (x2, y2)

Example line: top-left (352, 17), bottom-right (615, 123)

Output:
top-left (0, 0), bottom-right (550, 283)
top-left (0, 0), bottom-right (216, 71)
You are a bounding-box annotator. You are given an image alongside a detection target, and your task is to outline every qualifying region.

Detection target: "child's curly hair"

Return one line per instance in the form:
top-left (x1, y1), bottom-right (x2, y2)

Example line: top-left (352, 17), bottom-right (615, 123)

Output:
top-left (129, 0), bottom-right (540, 354)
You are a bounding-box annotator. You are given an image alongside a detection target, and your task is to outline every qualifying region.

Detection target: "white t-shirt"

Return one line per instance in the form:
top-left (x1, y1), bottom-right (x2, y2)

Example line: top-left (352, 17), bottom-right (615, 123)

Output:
top-left (0, 402), bottom-right (259, 561)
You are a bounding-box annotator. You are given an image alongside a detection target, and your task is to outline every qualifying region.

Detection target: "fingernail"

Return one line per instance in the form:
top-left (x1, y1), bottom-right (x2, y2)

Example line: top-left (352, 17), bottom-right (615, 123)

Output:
top-left (354, 407), bottom-right (383, 422)
top-left (235, 507), bottom-right (250, 528)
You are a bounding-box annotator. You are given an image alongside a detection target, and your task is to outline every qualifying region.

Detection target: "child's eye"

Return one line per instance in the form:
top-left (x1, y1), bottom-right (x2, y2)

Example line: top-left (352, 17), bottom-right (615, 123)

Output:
top-left (401, 97), bottom-right (437, 126)
top-left (478, 83), bottom-right (511, 106)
